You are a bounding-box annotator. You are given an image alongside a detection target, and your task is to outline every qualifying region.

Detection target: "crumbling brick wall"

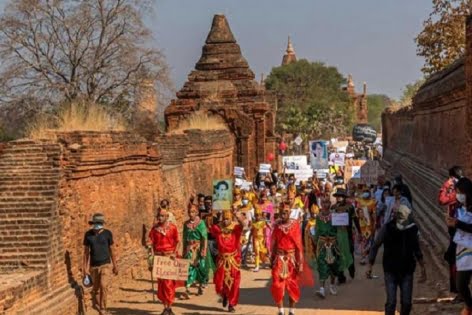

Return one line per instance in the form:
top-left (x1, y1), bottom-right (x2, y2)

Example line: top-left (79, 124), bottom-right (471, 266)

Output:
top-left (0, 129), bottom-right (234, 314)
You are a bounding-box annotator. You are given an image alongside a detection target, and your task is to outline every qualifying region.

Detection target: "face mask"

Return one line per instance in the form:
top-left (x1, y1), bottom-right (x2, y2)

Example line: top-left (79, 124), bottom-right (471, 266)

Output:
top-left (198, 206), bottom-right (206, 212)
top-left (362, 192), bottom-right (370, 199)
top-left (242, 200), bottom-right (249, 206)
top-left (93, 223), bottom-right (103, 230)
top-left (457, 193), bottom-right (466, 204)
top-left (288, 180), bottom-right (293, 184)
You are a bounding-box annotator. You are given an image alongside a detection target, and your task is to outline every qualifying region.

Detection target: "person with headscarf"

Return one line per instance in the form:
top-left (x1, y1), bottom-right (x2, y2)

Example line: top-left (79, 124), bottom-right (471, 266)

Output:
top-left (271, 202), bottom-right (314, 315)
top-left (367, 204), bottom-right (426, 315)
top-left (210, 210), bottom-right (245, 313)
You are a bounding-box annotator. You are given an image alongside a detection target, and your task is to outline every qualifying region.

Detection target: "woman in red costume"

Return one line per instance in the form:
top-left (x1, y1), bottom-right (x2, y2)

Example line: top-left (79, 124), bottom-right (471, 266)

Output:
top-left (210, 209), bottom-right (245, 313)
top-left (149, 209), bottom-right (180, 315)
top-left (271, 202), bottom-right (314, 315)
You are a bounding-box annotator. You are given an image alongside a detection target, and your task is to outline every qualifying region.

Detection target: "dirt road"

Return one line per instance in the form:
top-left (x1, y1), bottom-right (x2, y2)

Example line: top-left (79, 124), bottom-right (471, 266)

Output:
top-left (83, 252), bottom-right (461, 315)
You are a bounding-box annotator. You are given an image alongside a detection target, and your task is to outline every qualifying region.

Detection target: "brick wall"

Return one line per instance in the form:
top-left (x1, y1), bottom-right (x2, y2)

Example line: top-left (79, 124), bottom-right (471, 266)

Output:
top-left (381, 15), bottom-right (472, 282)
top-left (0, 129), bottom-right (234, 314)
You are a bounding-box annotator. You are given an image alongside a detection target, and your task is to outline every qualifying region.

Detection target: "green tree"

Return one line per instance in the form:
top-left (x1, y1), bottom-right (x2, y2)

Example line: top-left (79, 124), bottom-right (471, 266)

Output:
top-left (416, 0), bottom-right (471, 75)
top-left (265, 59), bottom-right (352, 138)
top-left (367, 94), bottom-right (391, 131)
top-left (399, 79), bottom-right (425, 107)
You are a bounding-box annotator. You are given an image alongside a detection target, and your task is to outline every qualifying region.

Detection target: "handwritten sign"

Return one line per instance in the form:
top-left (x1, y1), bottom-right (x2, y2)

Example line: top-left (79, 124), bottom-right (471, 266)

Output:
top-left (152, 256), bottom-right (190, 281)
top-left (331, 212), bottom-right (349, 226)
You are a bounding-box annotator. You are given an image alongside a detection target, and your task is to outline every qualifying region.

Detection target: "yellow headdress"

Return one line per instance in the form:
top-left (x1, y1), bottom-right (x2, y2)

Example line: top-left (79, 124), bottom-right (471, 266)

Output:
top-left (254, 204), bottom-right (263, 216)
top-left (222, 210), bottom-right (233, 220)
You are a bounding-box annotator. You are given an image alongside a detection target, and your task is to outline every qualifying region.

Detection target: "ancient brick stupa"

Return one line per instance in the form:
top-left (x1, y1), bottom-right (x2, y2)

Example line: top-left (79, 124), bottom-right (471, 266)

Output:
top-left (282, 36), bottom-right (297, 66)
top-left (165, 14), bottom-right (277, 177)
top-left (344, 74), bottom-right (368, 124)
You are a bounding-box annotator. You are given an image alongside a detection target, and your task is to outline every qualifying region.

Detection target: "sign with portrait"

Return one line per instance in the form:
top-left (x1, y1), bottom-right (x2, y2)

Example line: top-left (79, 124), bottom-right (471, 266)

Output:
top-left (329, 152), bottom-right (346, 167)
top-left (152, 256), bottom-right (190, 281)
top-left (212, 179), bottom-right (233, 211)
top-left (309, 140), bottom-right (329, 169)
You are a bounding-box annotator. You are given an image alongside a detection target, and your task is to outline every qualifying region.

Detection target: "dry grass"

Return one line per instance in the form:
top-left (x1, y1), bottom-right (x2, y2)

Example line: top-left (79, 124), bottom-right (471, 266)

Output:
top-left (27, 102), bottom-right (126, 139)
top-left (169, 111), bottom-right (227, 134)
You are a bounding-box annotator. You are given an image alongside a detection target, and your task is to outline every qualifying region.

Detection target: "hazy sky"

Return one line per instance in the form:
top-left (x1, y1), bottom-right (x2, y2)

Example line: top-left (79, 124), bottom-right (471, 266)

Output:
top-left (0, 0), bottom-right (433, 99)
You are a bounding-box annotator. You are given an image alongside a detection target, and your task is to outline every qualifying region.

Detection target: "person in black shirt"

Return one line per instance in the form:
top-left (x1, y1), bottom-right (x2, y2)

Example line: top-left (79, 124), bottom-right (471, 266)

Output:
top-left (367, 204), bottom-right (426, 315)
top-left (83, 213), bottom-right (118, 315)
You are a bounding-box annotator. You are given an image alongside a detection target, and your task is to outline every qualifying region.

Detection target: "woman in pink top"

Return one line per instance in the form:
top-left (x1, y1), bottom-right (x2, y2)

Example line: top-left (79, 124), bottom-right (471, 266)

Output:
top-left (259, 190), bottom-right (274, 259)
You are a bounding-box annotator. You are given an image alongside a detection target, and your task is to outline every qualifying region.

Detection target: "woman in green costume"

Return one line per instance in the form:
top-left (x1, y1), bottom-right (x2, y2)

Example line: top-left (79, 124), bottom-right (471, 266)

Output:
top-left (182, 204), bottom-right (215, 298)
top-left (315, 198), bottom-right (340, 298)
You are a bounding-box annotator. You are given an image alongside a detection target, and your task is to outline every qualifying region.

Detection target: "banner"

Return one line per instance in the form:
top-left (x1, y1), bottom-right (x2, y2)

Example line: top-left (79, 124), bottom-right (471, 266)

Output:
top-left (152, 256), bottom-right (190, 281)
top-left (344, 160), bottom-right (384, 186)
top-left (283, 156), bottom-right (308, 170)
top-left (212, 179), bottom-right (233, 210)
top-left (259, 163), bottom-right (272, 173)
top-left (309, 140), bottom-right (328, 169)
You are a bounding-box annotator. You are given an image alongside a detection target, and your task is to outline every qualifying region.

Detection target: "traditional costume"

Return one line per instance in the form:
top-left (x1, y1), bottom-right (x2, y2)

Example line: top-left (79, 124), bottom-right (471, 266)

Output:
top-left (251, 207), bottom-right (268, 271)
top-left (271, 209), bottom-right (314, 305)
top-left (210, 210), bottom-right (243, 310)
top-left (149, 216), bottom-right (179, 310)
top-left (356, 196), bottom-right (376, 263)
top-left (304, 204), bottom-right (319, 271)
top-left (315, 211), bottom-right (340, 283)
top-left (183, 216), bottom-right (215, 290)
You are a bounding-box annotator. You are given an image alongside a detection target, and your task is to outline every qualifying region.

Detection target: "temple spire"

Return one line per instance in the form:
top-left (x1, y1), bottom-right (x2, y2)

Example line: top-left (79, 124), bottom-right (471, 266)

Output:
top-left (282, 36), bottom-right (297, 66)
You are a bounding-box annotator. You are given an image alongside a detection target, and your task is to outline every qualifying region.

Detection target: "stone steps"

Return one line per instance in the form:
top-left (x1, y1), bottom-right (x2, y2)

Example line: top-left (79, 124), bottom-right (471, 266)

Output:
top-left (14, 283), bottom-right (77, 315)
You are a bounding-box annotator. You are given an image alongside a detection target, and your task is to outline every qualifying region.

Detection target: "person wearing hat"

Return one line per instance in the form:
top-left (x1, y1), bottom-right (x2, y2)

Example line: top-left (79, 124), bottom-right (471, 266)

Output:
top-left (149, 208), bottom-right (180, 315)
top-left (209, 209), bottom-right (245, 313)
top-left (271, 202), bottom-right (314, 315)
top-left (83, 213), bottom-right (118, 315)
top-left (332, 188), bottom-right (361, 283)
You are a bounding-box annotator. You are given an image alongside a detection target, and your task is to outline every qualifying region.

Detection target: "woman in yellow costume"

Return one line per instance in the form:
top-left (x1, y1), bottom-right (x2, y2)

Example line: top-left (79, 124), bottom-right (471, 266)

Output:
top-left (304, 204), bottom-right (320, 271)
top-left (250, 205), bottom-right (268, 272)
top-left (355, 189), bottom-right (376, 265)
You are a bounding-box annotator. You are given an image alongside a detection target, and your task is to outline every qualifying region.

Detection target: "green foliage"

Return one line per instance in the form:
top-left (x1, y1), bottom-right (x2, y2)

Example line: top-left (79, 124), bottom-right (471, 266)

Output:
top-left (367, 94), bottom-right (391, 131)
top-left (399, 79), bottom-right (425, 106)
top-left (265, 59), bottom-right (352, 138)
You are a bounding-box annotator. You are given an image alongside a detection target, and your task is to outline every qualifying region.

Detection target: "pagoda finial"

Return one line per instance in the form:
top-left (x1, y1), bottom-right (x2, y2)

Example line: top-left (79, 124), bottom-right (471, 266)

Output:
top-left (347, 74), bottom-right (354, 87)
top-left (287, 36), bottom-right (295, 54)
top-left (282, 35), bottom-right (297, 66)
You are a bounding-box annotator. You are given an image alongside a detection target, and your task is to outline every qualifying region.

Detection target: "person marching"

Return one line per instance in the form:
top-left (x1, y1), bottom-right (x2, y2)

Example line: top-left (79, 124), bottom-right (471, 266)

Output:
top-left (314, 198), bottom-right (341, 298)
top-left (182, 204), bottom-right (214, 299)
top-left (332, 188), bottom-right (361, 283)
top-left (210, 210), bottom-right (245, 313)
top-left (149, 209), bottom-right (180, 315)
top-left (250, 205), bottom-right (269, 272)
top-left (303, 203), bottom-right (319, 273)
top-left (271, 202), bottom-right (313, 315)
top-left (356, 189), bottom-right (377, 265)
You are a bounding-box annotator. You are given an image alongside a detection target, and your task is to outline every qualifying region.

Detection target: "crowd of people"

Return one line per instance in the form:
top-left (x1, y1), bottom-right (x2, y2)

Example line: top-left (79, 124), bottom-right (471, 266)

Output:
top-left (81, 161), bottom-right (434, 315)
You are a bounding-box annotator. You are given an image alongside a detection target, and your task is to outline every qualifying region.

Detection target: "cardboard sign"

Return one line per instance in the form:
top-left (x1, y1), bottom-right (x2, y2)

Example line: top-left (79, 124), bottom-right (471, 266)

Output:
top-left (331, 212), bottom-right (349, 226)
top-left (152, 256), bottom-right (190, 281)
top-left (344, 160), bottom-right (384, 186)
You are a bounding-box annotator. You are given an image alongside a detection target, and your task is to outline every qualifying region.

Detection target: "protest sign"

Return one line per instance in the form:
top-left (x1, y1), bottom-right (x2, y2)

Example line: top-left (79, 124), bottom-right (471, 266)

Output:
top-left (283, 156), bottom-right (308, 170)
top-left (329, 152), bottom-right (346, 167)
top-left (259, 163), bottom-right (272, 173)
top-left (331, 212), bottom-right (349, 226)
top-left (344, 160), bottom-right (384, 186)
top-left (152, 256), bottom-right (190, 281)
top-left (309, 140), bottom-right (328, 169)
top-left (234, 166), bottom-right (245, 177)
top-left (212, 179), bottom-right (233, 210)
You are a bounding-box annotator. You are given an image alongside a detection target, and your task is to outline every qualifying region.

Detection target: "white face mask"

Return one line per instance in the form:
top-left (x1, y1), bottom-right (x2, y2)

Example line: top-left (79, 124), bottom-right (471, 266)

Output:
top-left (362, 192), bottom-right (370, 199)
top-left (457, 193), bottom-right (466, 205)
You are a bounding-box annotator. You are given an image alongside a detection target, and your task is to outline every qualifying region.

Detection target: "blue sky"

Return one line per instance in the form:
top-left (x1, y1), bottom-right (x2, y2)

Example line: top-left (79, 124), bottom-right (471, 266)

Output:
top-left (0, 0), bottom-right (433, 99)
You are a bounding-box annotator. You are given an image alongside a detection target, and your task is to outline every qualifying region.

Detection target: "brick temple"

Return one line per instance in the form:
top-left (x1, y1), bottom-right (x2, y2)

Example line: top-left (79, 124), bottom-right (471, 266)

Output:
top-left (344, 74), bottom-right (369, 124)
top-left (165, 14), bottom-right (277, 177)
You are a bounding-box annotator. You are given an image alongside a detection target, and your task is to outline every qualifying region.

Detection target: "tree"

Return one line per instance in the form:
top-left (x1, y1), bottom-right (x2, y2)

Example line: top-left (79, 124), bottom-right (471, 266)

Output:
top-left (415, 0), bottom-right (471, 75)
top-left (399, 79), bottom-right (425, 107)
top-left (0, 0), bottom-right (170, 133)
top-left (265, 59), bottom-right (352, 138)
top-left (367, 94), bottom-right (392, 131)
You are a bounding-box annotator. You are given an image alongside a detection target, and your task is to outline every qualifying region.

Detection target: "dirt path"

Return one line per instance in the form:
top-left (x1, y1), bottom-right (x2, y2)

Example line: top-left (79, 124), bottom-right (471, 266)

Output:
top-left (83, 252), bottom-right (459, 315)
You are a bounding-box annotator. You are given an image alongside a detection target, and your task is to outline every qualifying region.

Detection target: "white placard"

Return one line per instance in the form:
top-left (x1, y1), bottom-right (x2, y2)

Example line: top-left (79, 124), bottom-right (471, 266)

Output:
top-left (331, 212), bottom-right (349, 226)
top-left (329, 152), bottom-right (346, 167)
top-left (234, 166), bottom-right (245, 177)
top-left (241, 180), bottom-right (253, 191)
top-left (294, 136), bottom-right (303, 146)
top-left (235, 178), bottom-right (243, 186)
top-left (283, 156), bottom-right (308, 170)
top-left (259, 163), bottom-right (271, 173)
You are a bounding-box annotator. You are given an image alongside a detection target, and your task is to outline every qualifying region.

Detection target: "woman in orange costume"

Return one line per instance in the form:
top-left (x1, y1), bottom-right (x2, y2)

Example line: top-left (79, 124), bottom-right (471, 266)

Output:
top-left (210, 210), bottom-right (245, 313)
top-left (271, 202), bottom-right (314, 315)
top-left (149, 209), bottom-right (180, 315)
